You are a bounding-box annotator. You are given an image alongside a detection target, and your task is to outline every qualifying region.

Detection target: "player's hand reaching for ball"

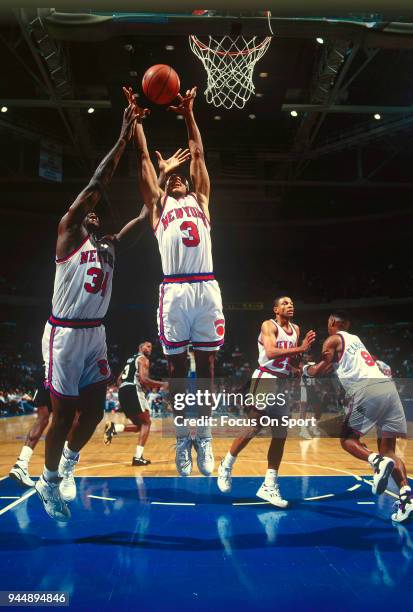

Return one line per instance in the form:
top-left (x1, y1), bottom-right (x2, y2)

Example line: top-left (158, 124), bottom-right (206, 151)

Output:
top-left (119, 104), bottom-right (141, 141)
top-left (167, 86), bottom-right (197, 116)
top-left (122, 86), bottom-right (150, 122)
top-left (155, 148), bottom-right (191, 176)
top-left (300, 330), bottom-right (316, 353)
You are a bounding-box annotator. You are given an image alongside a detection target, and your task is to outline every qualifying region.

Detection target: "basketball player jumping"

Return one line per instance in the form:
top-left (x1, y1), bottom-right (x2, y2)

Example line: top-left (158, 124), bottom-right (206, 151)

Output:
top-left (103, 341), bottom-right (168, 465)
top-left (303, 311), bottom-right (412, 523)
top-left (218, 297), bottom-right (315, 506)
top-left (35, 104), bottom-right (152, 521)
top-left (124, 86), bottom-right (225, 477)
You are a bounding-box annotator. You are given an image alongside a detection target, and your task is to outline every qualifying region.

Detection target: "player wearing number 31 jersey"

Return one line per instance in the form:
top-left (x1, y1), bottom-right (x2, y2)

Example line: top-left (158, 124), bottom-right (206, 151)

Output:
top-left (36, 103), bottom-right (148, 522)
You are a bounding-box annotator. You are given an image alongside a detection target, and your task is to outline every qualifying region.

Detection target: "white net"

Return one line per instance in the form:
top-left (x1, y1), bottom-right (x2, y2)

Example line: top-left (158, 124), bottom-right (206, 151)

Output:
top-left (189, 34), bottom-right (272, 110)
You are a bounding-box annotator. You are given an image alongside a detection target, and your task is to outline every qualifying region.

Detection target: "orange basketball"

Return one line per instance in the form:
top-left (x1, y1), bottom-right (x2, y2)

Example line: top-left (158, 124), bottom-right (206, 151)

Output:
top-left (142, 64), bottom-right (180, 105)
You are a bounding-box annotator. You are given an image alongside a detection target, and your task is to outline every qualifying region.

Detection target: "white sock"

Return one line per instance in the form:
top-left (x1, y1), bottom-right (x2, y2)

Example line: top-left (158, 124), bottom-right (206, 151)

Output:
top-left (135, 445), bottom-right (144, 459)
top-left (222, 452), bottom-right (236, 470)
top-left (265, 469), bottom-right (278, 487)
top-left (115, 424), bottom-right (125, 433)
top-left (43, 466), bottom-right (59, 483)
top-left (18, 445), bottom-right (33, 465)
top-left (400, 485), bottom-right (412, 497)
top-left (368, 452), bottom-right (380, 467)
top-left (63, 442), bottom-right (79, 462)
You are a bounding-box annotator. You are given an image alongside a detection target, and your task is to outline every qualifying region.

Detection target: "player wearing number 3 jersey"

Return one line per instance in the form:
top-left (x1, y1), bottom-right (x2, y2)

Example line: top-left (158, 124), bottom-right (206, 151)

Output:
top-left (217, 297), bottom-right (316, 507)
top-left (125, 85), bottom-right (224, 477)
top-left (36, 104), bottom-right (150, 522)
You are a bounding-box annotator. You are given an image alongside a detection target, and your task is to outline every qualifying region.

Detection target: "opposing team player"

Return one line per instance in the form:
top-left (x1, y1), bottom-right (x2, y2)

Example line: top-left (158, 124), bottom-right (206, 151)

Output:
top-left (217, 297), bottom-right (315, 506)
top-left (103, 341), bottom-right (167, 465)
top-left (35, 104), bottom-right (151, 521)
top-left (303, 311), bottom-right (412, 523)
top-left (124, 86), bottom-right (225, 477)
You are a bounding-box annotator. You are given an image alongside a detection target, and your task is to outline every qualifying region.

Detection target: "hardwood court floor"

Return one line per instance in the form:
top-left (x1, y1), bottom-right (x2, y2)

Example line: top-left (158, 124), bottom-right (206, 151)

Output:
top-left (1, 414), bottom-right (412, 479)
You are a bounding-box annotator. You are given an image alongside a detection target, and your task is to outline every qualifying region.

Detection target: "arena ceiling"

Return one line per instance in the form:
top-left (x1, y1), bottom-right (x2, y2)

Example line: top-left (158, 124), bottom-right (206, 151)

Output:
top-left (1, 8), bottom-right (413, 225)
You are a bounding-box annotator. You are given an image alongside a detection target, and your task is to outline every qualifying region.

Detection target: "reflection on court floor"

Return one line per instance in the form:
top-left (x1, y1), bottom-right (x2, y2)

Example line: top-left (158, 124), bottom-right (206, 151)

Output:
top-left (0, 475), bottom-right (412, 611)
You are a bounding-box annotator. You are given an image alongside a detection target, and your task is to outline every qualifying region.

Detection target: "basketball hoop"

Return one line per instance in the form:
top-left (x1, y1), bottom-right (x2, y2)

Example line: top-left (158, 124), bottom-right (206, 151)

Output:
top-left (189, 33), bottom-right (272, 110)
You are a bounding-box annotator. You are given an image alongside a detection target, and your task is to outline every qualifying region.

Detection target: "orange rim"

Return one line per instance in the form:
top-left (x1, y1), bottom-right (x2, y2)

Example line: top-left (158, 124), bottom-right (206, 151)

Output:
top-left (190, 35), bottom-right (271, 57)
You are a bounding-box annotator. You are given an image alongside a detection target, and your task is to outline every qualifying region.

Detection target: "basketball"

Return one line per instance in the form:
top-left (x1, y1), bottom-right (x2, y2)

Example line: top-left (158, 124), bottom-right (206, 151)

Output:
top-left (142, 64), bottom-right (180, 105)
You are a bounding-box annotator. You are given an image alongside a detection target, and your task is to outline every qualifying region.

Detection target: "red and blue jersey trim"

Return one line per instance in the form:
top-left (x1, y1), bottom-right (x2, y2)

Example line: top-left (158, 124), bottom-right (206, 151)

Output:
top-left (48, 315), bottom-right (103, 328)
top-left (163, 272), bottom-right (215, 284)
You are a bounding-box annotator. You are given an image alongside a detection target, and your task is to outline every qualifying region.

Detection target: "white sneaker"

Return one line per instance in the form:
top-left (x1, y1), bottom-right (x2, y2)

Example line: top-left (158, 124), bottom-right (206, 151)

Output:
top-left (35, 475), bottom-right (70, 522)
top-left (194, 436), bottom-right (214, 476)
top-left (9, 463), bottom-right (35, 488)
top-left (256, 482), bottom-right (289, 508)
top-left (392, 494), bottom-right (413, 524)
top-left (371, 455), bottom-right (395, 495)
top-left (58, 453), bottom-right (78, 502)
top-left (217, 459), bottom-right (232, 493)
top-left (175, 436), bottom-right (193, 477)
top-left (299, 427), bottom-right (312, 440)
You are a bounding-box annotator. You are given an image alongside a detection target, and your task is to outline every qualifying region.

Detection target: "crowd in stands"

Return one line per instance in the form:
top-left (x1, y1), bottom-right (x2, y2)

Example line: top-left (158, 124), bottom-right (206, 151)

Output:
top-left (1, 320), bottom-right (412, 418)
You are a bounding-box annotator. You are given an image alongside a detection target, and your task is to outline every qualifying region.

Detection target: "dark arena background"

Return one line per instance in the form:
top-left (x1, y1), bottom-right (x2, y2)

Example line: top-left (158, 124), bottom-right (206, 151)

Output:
top-left (0, 4), bottom-right (412, 611)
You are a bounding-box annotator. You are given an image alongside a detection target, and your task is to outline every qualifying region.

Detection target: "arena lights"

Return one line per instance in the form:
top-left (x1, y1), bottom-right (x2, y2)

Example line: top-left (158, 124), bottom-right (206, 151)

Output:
top-left (165, 45), bottom-right (175, 51)
top-left (249, 114), bottom-right (256, 119)
top-left (316, 37), bottom-right (324, 44)
top-left (290, 110), bottom-right (298, 117)
top-left (213, 115), bottom-right (221, 120)
top-left (374, 113), bottom-right (381, 120)
top-left (259, 72), bottom-right (268, 78)
top-left (256, 93), bottom-right (264, 98)
top-left (176, 114), bottom-right (184, 120)
top-left (87, 107), bottom-right (95, 114)
top-left (1, 106), bottom-right (8, 113)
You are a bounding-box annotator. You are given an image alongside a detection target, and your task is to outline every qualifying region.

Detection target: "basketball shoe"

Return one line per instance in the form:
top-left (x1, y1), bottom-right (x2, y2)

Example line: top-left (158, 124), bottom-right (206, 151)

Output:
top-left (256, 482), bottom-right (289, 508)
top-left (391, 487), bottom-right (413, 523)
top-left (58, 444), bottom-right (79, 502)
top-left (9, 463), bottom-right (35, 488)
top-left (35, 475), bottom-right (70, 522)
top-left (132, 456), bottom-right (151, 466)
top-left (217, 459), bottom-right (232, 493)
top-left (175, 436), bottom-right (193, 476)
top-left (194, 436), bottom-right (214, 476)
top-left (103, 421), bottom-right (116, 445)
top-left (370, 455), bottom-right (395, 494)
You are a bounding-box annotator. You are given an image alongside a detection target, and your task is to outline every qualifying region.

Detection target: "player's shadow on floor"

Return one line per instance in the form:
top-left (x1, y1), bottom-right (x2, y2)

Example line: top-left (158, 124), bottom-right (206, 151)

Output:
top-left (0, 524), bottom-right (403, 553)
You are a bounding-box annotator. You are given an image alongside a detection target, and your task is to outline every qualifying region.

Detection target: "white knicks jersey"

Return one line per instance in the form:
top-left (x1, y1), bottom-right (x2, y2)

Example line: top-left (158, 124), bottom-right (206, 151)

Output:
top-left (333, 331), bottom-right (386, 393)
top-left (51, 234), bottom-right (115, 320)
top-left (257, 320), bottom-right (298, 377)
top-left (154, 193), bottom-right (213, 275)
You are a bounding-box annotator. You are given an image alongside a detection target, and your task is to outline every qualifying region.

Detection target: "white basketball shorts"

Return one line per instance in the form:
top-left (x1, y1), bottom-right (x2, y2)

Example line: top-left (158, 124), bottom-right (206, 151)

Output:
top-left (42, 316), bottom-right (112, 399)
top-left (157, 274), bottom-right (225, 355)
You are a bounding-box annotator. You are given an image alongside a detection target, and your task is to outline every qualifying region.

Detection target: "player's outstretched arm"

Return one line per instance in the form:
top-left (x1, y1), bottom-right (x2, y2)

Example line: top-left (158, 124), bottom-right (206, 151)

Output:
top-left (261, 321), bottom-right (316, 359)
top-left (168, 87), bottom-right (210, 217)
top-left (304, 336), bottom-right (340, 377)
top-left (123, 87), bottom-right (162, 230)
top-left (59, 104), bottom-right (138, 234)
top-left (113, 205), bottom-right (149, 247)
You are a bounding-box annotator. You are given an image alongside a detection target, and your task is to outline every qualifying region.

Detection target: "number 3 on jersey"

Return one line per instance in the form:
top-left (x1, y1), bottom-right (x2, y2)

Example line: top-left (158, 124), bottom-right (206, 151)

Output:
top-left (84, 267), bottom-right (110, 296)
top-left (180, 221), bottom-right (200, 247)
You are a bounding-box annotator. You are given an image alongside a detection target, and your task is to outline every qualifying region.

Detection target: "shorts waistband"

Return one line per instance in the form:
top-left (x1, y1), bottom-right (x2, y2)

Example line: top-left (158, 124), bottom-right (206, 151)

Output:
top-left (48, 315), bottom-right (103, 328)
top-left (257, 366), bottom-right (290, 379)
top-left (163, 273), bottom-right (215, 284)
